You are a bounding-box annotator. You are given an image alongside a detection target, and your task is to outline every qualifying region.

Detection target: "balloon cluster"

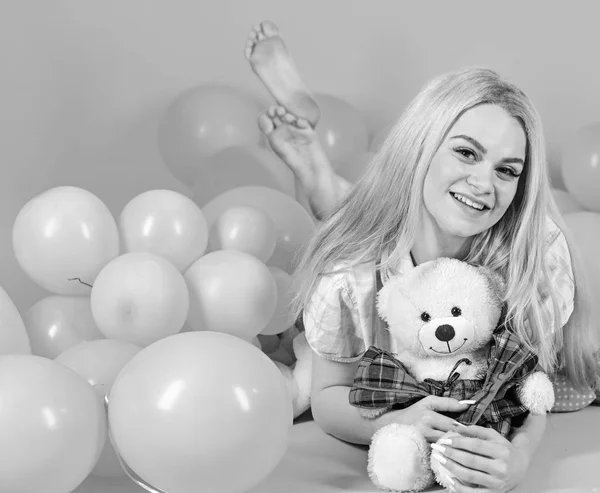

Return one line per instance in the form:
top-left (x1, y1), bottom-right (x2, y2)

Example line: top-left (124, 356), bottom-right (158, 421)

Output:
top-left (2, 178), bottom-right (319, 492)
top-left (554, 123), bottom-right (600, 313)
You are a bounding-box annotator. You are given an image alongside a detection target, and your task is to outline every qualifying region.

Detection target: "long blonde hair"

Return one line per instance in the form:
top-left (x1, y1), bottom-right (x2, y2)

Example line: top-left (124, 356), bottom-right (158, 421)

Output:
top-left (291, 67), bottom-right (598, 390)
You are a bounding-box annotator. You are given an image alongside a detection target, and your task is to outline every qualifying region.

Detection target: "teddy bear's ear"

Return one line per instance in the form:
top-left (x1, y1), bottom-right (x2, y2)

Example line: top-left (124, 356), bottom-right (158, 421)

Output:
top-left (477, 265), bottom-right (507, 303)
top-left (376, 276), bottom-right (405, 323)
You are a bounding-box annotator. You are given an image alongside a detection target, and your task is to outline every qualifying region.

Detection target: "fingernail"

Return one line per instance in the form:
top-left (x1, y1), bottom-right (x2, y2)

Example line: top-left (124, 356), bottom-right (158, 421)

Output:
top-left (459, 400), bottom-right (476, 404)
top-left (439, 438), bottom-right (453, 445)
top-left (445, 475), bottom-right (456, 486)
top-left (452, 420), bottom-right (467, 427)
top-left (431, 452), bottom-right (447, 464)
top-left (431, 443), bottom-right (445, 454)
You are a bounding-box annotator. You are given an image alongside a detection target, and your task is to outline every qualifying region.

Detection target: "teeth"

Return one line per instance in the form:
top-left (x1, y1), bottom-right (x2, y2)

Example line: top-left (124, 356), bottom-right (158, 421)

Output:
top-left (452, 193), bottom-right (485, 211)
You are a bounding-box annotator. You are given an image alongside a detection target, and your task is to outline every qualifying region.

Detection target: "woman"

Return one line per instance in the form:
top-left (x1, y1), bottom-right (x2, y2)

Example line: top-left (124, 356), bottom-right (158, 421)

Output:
top-left (247, 22), bottom-right (599, 493)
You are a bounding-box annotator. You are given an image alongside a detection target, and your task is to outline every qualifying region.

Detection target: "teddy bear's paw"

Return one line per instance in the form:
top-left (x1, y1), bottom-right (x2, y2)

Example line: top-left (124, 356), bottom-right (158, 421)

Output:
top-left (431, 431), bottom-right (461, 489)
top-left (368, 423), bottom-right (435, 492)
top-left (518, 371), bottom-right (555, 414)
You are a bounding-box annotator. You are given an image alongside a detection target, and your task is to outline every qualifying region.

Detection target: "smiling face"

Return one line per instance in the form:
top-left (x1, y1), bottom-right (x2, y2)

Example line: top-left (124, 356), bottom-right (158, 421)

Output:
top-left (422, 104), bottom-right (527, 241)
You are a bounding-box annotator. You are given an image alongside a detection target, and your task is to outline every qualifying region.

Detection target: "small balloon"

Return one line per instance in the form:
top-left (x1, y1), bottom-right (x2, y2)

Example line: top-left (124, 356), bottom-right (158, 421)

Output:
top-left (184, 250), bottom-right (277, 340)
top-left (209, 206), bottom-right (277, 263)
top-left (202, 186), bottom-right (316, 273)
top-left (261, 266), bottom-right (294, 336)
top-left (23, 295), bottom-right (103, 359)
top-left (91, 252), bottom-right (189, 346)
top-left (158, 84), bottom-right (263, 183)
top-left (193, 145), bottom-right (296, 206)
top-left (107, 331), bottom-right (292, 493)
top-left (0, 284), bottom-right (31, 355)
top-left (119, 189), bottom-right (209, 272)
top-left (370, 121), bottom-right (394, 152)
top-left (0, 355), bottom-right (106, 493)
top-left (314, 93), bottom-right (370, 163)
top-left (561, 123), bottom-right (600, 212)
top-left (12, 186), bottom-right (119, 295)
top-left (55, 339), bottom-right (142, 478)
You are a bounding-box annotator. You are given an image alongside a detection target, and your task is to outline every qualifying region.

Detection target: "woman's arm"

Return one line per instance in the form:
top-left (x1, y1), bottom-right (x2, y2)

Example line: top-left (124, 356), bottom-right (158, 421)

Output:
top-left (310, 353), bottom-right (378, 445)
top-left (509, 413), bottom-right (547, 468)
top-left (311, 352), bottom-right (474, 446)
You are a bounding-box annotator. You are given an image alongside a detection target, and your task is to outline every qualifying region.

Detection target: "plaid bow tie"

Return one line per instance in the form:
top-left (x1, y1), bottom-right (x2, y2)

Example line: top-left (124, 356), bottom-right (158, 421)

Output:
top-left (349, 327), bottom-right (540, 436)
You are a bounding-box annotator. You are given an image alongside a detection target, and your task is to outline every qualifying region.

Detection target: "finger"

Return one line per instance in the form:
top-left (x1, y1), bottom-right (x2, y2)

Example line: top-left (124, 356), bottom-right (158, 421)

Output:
top-left (438, 435), bottom-right (506, 460)
top-left (431, 452), bottom-right (497, 489)
top-left (423, 396), bottom-right (474, 413)
top-left (451, 479), bottom-right (492, 493)
top-left (432, 441), bottom-right (497, 474)
top-left (425, 411), bottom-right (461, 434)
top-left (455, 424), bottom-right (507, 443)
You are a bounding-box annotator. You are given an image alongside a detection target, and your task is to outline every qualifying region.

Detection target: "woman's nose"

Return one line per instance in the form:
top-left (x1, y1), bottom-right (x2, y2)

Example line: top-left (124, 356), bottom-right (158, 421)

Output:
top-left (466, 166), bottom-right (494, 193)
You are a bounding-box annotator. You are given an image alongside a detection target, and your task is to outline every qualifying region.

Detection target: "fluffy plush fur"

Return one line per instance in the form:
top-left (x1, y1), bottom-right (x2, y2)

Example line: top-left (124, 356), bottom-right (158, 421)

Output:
top-left (359, 258), bottom-right (555, 492)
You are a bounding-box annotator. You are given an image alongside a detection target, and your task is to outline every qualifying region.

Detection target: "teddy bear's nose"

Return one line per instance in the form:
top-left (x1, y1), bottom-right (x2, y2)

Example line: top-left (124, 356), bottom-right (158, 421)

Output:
top-left (435, 324), bottom-right (455, 342)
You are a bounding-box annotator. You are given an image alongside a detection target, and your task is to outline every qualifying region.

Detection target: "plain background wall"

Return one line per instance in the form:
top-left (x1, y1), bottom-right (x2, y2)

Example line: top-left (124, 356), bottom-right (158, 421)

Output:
top-left (2, 0), bottom-right (600, 313)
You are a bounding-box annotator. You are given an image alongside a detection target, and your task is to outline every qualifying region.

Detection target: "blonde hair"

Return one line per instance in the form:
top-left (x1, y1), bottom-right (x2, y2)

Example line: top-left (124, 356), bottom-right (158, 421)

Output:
top-left (291, 67), bottom-right (598, 390)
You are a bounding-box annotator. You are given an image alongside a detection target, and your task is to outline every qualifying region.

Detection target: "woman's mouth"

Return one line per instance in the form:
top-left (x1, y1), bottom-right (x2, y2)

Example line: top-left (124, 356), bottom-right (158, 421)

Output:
top-left (450, 192), bottom-right (489, 212)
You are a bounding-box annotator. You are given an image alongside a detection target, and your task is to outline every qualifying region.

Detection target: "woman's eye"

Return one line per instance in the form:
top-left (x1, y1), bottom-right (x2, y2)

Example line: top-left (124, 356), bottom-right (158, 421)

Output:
top-left (454, 147), bottom-right (477, 161)
top-left (497, 166), bottom-right (521, 179)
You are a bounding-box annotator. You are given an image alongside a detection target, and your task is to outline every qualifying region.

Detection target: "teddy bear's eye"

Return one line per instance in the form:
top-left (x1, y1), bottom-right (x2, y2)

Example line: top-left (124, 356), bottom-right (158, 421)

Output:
top-left (451, 306), bottom-right (462, 317)
top-left (420, 312), bottom-right (431, 322)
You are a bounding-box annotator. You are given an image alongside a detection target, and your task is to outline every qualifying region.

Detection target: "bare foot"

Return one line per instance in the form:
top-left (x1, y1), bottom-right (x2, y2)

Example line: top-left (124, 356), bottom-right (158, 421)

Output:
top-left (258, 105), bottom-right (351, 220)
top-left (246, 21), bottom-right (320, 128)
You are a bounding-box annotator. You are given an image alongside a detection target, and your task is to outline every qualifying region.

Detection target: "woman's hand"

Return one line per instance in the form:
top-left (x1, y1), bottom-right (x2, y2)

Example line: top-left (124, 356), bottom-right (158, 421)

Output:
top-left (379, 396), bottom-right (475, 443)
top-left (430, 424), bottom-right (529, 493)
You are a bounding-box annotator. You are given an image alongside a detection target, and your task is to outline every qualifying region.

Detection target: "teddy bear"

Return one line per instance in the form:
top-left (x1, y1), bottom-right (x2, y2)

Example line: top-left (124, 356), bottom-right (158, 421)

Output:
top-left (348, 257), bottom-right (555, 492)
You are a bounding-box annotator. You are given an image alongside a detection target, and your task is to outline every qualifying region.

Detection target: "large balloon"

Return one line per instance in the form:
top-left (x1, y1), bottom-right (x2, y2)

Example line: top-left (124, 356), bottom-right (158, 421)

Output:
top-left (23, 295), bottom-right (103, 358)
top-left (107, 331), bottom-right (292, 493)
top-left (552, 189), bottom-right (584, 215)
top-left (0, 355), bottom-right (106, 493)
top-left (193, 145), bottom-right (296, 206)
top-left (314, 93), bottom-right (370, 163)
top-left (202, 186), bottom-right (316, 273)
top-left (158, 84), bottom-right (263, 183)
top-left (119, 189), bottom-right (209, 272)
top-left (12, 186), bottom-right (119, 295)
top-left (55, 339), bottom-right (142, 478)
top-left (208, 205), bottom-right (277, 263)
top-left (561, 122), bottom-right (600, 212)
top-left (91, 252), bottom-right (189, 346)
top-left (184, 250), bottom-right (277, 339)
top-left (562, 212), bottom-right (600, 311)
top-left (0, 284), bottom-right (31, 355)
top-left (261, 266), bottom-right (294, 336)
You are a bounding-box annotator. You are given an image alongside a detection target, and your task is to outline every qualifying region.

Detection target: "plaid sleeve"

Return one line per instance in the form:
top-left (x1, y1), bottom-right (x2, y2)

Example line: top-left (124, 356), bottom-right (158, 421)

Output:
top-left (303, 268), bottom-right (366, 362)
top-left (544, 218), bottom-right (575, 330)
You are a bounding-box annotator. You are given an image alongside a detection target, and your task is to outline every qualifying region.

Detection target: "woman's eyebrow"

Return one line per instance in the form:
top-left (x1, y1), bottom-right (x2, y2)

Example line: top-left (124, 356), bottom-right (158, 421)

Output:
top-left (450, 134), bottom-right (487, 154)
top-left (450, 134), bottom-right (524, 166)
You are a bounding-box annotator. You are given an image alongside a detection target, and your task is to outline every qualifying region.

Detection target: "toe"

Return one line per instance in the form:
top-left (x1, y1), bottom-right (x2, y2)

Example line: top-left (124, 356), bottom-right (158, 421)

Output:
top-left (267, 105), bottom-right (279, 118)
top-left (274, 106), bottom-right (287, 117)
top-left (282, 112), bottom-right (297, 124)
top-left (295, 118), bottom-right (311, 129)
top-left (257, 113), bottom-right (275, 134)
top-left (261, 20), bottom-right (280, 37)
top-left (244, 41), bottom-right (255, 59)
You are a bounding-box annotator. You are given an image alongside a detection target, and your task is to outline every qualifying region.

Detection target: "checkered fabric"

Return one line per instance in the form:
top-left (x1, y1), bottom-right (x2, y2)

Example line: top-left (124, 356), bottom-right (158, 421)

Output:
top-left (349, 326), bottom-right (542, 437)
